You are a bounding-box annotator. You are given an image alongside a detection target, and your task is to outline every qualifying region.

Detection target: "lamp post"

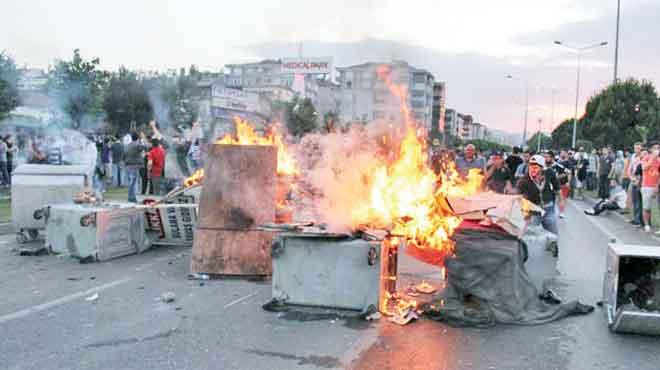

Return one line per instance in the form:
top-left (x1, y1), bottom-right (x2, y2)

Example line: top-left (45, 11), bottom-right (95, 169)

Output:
top-left (614, 0), bottom-right (621, 83)
top-left (506, 75), bottom-right (529, 148)
top-left (554, 40), bottom-right (608, 149)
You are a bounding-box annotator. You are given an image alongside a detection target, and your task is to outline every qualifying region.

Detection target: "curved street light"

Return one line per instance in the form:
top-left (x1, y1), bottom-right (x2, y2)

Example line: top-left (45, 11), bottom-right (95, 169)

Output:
top-left (554, 40), bottom-right (609, 148)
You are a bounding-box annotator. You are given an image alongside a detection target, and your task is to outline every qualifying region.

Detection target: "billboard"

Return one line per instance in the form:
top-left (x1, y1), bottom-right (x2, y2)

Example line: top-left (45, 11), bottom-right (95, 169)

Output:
top-left (211, 87), bottom-right (260, 113)
top-left (281, 57), bottom-right (332, 74)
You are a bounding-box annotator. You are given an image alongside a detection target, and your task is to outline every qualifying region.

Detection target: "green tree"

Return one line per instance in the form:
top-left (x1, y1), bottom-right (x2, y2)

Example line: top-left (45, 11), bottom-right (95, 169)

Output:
top-left (526, 131), bottom-right (552, 151)
top-left (0, 52), bottom-right (20, 116)
top-left (144, 66), bottom-right (199, 129)
top-left (274, 97), bottom-right (318, 137)
top-left (46, 49), bottom-right (109, 128)
top-left (322, 111), bottom-right (339, 133)
top-left (580, 79), bottom-right (660, 148)
top-left (103, 67), bottom-right (153, 134)
top-left (466, 139), bottom-right (511, 153)
top-left (551, 119), bottom-right (579, 149)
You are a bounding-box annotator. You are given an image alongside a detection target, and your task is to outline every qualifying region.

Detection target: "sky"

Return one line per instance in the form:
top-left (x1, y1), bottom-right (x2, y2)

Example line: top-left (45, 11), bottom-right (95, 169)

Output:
top-left (1, 0), bottom-right (658, 134)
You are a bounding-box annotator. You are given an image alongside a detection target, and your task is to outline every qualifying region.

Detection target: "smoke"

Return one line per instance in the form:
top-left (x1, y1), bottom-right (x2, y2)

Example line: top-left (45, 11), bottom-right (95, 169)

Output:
top-left (294, 120), bottom-right (407, 232)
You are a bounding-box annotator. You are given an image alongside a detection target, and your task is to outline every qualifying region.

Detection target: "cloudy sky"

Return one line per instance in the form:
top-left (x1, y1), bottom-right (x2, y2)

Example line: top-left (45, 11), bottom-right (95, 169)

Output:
top-left (1, 0), bottom-right (658, 134)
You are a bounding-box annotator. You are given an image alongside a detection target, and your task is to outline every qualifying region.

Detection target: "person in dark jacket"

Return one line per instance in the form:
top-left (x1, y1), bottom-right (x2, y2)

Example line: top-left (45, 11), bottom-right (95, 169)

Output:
top-left (110, 137), bottom-right (125, 187)
top-left (517, 154), bottom-right (560, 235)
top-left (124, 132), bottom-right (145, 202)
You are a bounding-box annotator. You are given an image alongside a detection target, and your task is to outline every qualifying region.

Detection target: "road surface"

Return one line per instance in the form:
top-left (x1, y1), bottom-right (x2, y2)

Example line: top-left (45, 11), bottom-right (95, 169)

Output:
top-left (1, 198), bottom-right (659, 370)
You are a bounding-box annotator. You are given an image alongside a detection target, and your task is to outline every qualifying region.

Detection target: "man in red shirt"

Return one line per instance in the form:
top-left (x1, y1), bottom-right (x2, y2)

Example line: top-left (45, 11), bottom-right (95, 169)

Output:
top-left (147, 138), bottom-right (166, 195)
top-left (641, 145), bottom-right (660, 232)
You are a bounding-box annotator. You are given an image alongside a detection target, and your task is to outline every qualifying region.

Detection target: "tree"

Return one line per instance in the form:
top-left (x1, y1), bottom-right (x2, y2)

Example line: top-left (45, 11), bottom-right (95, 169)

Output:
top-left (273, 97), bottom-right (318, 137)
top-left (0, 52), bottom-right (20, 116)
top-left (466, 139), bottom-right (511, 153)
top-left (46, 49), bottom-right (109, 129)
top-left (144, 66), bottom-right (199, 129)
top-left (103, 67), bottom-right (153, 134)
top-left (551, 119), bottom-right (579, 150)
top-left (322, 111), bottom-right (339, 133)
top-left (580, 79), bottom-right (660, 148)
top-left (526, 131), bottom-right (552, 151)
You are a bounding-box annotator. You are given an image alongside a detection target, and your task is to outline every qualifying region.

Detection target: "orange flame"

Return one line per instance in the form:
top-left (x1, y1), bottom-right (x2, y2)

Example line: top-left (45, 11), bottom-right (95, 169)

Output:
top-left (217, 117), bottom-right (299, 176)
top-left (184, 168), bottom-right (204, 188)
top-left (349, 65), bottom-right (483, 265)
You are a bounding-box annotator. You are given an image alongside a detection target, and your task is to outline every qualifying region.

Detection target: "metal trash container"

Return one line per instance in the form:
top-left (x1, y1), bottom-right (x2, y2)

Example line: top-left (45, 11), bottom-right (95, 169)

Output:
top-left (271, 232), bottom-right (387, 311)
top-left (11, 164), bottom-right (92, 243)
top-left (603, 243), bottom-right (660, 335)
top-left (45, 202), bottom-right (147, 262)
top-left (139, 186), bottom-right (200, 246)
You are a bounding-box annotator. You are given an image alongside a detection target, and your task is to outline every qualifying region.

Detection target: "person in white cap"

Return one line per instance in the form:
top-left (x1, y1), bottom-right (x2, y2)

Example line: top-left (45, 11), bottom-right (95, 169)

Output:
top-left (516, 154), bottom-right (561, 237)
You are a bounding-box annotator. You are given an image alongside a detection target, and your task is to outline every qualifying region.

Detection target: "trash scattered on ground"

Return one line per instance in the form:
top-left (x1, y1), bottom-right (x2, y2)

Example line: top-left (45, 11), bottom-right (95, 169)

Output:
top-left (388, 308), bottom-right (419, 326)
top-left (85, 293), bottom-right (99, 302)
top-left (175, 307), bottom-right (183, 311)
top-left (415, 281), bottom-right (437, 294)
top-left (161, 292), bottom-right (176, 303)
top-left (90, 276), bottom-right (95, 280)
top-left (539, 290), bottom-right (562, 305)
top-left (19, 247), bottom-right (48, 256)
top-left (67, 277), bottom-right (82, 281)
top-left (187, 273), bottom-right (210, 280)
top-left (365, 312), bottom-right (382, 321)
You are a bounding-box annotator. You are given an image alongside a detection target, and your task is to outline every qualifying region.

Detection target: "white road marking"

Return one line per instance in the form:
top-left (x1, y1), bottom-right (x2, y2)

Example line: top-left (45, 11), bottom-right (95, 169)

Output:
top-left (224, 291), bottom-right (259, 308)
top-left (0, 278), bottom-right (132, 325)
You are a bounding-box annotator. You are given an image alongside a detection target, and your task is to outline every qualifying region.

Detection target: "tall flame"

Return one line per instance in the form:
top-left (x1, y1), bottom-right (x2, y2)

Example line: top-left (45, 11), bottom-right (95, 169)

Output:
top-left (349, 65), bottom-right (483, 264)
top-left (217, 117), bottom-right (299, 176)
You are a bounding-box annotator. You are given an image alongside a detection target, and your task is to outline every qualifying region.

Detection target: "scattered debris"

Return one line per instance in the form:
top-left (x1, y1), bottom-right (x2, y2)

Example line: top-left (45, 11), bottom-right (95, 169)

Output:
top-left (415, 281), bottom-right (437, 294)
top-left (90, 276), bottom-right (96, 280)
top-left (388, 308), bottom-right (419, 326)
top-left (161, 292), bottom-right (176, 303)
top-left (19, 247), bottom-right (48, 256)
top-left (187, 273), bottom-right (210, 281)
top-left (365, 312), bottom-right (382, 321)
top-left (175, 307), bottom-right (183, 311)
top-left (67, 277), bottom-right (82, 281)
top-left (85, 293), bottom-right (99, 302)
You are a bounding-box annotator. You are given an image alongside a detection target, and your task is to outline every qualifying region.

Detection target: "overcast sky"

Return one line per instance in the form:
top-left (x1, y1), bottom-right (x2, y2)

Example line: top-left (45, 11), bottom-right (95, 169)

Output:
top-left (1, 0), bottom-right (658, 134)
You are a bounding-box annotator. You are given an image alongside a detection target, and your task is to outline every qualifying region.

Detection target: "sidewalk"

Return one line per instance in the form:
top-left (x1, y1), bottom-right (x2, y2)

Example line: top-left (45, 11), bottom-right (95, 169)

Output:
top-left (581, 193), bottom-right (660, 243)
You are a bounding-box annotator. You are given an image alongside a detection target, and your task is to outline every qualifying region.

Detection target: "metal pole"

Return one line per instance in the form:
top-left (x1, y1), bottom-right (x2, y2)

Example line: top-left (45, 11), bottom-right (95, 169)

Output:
top-left (523, 83), bottom-right (529, 147)
top-left (572, 51), bottom-right (582, 149)
top-left (614, 0), bottom-right (621, 83)
top-left (537, 118), bottom-right (542, 152)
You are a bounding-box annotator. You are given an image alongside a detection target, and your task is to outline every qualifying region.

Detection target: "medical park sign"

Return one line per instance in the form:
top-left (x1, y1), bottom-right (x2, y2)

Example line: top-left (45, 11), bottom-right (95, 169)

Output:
top-left (281, 57), bottom-right (332, 75)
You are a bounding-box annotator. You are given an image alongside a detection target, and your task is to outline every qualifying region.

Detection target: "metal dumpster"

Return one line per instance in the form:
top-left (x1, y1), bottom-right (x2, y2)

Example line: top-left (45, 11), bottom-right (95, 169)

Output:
top-left (271, 233), bottom-right (388, 311)
top-left (139, 186), bottom-right (200, 246)
top-left (12, 164), bottom-right (92, 243)
top-left (603, 243), bottom-right (660, 335)
top-left (45, 202), bottom-right (147, 262)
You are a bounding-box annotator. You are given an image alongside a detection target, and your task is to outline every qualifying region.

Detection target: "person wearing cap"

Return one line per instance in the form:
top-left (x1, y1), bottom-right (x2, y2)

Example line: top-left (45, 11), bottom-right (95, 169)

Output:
top-left (546, 150), bottom-right (569, 219)
top-left (485, 151), bottom-right (513, 194)
top-left (517, 154), bottom-right (561, 236)
top-left (455, 144), bottom-right (486, 178)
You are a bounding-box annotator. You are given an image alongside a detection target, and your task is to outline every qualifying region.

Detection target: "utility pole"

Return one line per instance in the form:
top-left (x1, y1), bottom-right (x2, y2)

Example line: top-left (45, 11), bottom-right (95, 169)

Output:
top-left (614, 0), bottom-right (621, 83)
top-left (537, 118), bottom-right (543, 152)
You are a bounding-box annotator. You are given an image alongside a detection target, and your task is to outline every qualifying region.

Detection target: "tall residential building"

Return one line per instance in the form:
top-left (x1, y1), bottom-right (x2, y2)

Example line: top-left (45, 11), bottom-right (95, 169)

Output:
top-left (336, 61), bottom-right (435, 131)
top-left (315, 79), bottom-right (342, 122)
top-left (431, 82), bottom-right (447, 138)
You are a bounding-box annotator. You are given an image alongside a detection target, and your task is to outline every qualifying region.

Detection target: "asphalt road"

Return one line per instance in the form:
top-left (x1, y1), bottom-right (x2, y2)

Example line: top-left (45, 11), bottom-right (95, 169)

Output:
top-left (1, 198), bottom-right (660, 370)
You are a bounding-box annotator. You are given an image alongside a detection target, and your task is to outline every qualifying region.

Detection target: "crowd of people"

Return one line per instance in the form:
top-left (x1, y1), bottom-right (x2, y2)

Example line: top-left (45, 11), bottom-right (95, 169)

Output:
top-left (91, 120), bottom-right (203, 202)
top-left (441, 142), bottom-right (660, 240)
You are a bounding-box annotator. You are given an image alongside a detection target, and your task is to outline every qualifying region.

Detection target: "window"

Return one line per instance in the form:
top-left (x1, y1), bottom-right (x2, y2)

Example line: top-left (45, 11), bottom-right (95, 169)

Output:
top-left (411, 101), bottom-right (425, 108)
top-left (411, 90), bottom-right (425, 97)
top-left (346, 81), bottom-right (352, 89)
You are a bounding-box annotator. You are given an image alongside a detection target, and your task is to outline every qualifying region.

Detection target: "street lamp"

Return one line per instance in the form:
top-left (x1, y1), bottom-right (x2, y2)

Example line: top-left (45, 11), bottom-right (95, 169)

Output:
top-left (506, 74), bottom-right (529, 148)
top-left (554, 40), bottom-right (608, 149)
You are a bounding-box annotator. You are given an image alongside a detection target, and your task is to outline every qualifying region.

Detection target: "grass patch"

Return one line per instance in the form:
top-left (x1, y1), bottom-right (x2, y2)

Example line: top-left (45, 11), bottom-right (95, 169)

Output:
top-left (0, 198), bottom-right (10, 223)
top-left (103, 187), bottom-right (129, 201)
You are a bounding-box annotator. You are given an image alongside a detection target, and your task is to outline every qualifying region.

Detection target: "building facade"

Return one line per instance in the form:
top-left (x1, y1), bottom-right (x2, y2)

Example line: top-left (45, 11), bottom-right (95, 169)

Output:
top-left (431, 82), bottom-right (446, 140)
top-left (336, 61), bottom-right (435, 131)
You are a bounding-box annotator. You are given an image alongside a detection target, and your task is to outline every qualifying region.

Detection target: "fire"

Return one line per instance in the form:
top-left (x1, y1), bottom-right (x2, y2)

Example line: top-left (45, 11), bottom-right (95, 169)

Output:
top-left (184, 168), bottom-right (204, 188)
top-left (217, 117), bottom-right (299, 176)
top-left (349, 65), bottom-right (483, 265)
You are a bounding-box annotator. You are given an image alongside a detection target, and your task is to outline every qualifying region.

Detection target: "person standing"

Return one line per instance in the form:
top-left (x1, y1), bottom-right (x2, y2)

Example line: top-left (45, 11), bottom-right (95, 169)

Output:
top-left (139, 132), bottom-right (151, 195)
top-left (124, 132), bottom-right (144, 203)
top-left (641, 146), bottom-right (660, 233)
top-left (587, 149), bottom-right (599, 191)
top-left (514, 150), bottom-right (531, 180)
top-left (110, 136), bottom-right (125, 187)
top-left (517, 154), bottom-right (561, 237)
top-left (4, 135), bottom-right (16, 177)
top-left (598, 147), bottom-right (615, 200)
top-left (575, 152), bottom-right (589, 200)
top-left (506, 146), bottom-right (523, 176)
top-left (545, 151), bottom-right (568, 219)
top-left (613, 150), bottom-right (625, 184)
top-left (147, 138), bottom-right (166, 195)
top-left (455, 144), bottom-right (486, 178)
top-left (485, 151), bottom-right (513, 194)
top-left (101, 137), bottom-right (112, 185)
top-left (628, 142), bottom-right (644, 226)
top-left (0, 138), bottom-right (9, 186)
top-left (188, 139), bottom-right (202, 172)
